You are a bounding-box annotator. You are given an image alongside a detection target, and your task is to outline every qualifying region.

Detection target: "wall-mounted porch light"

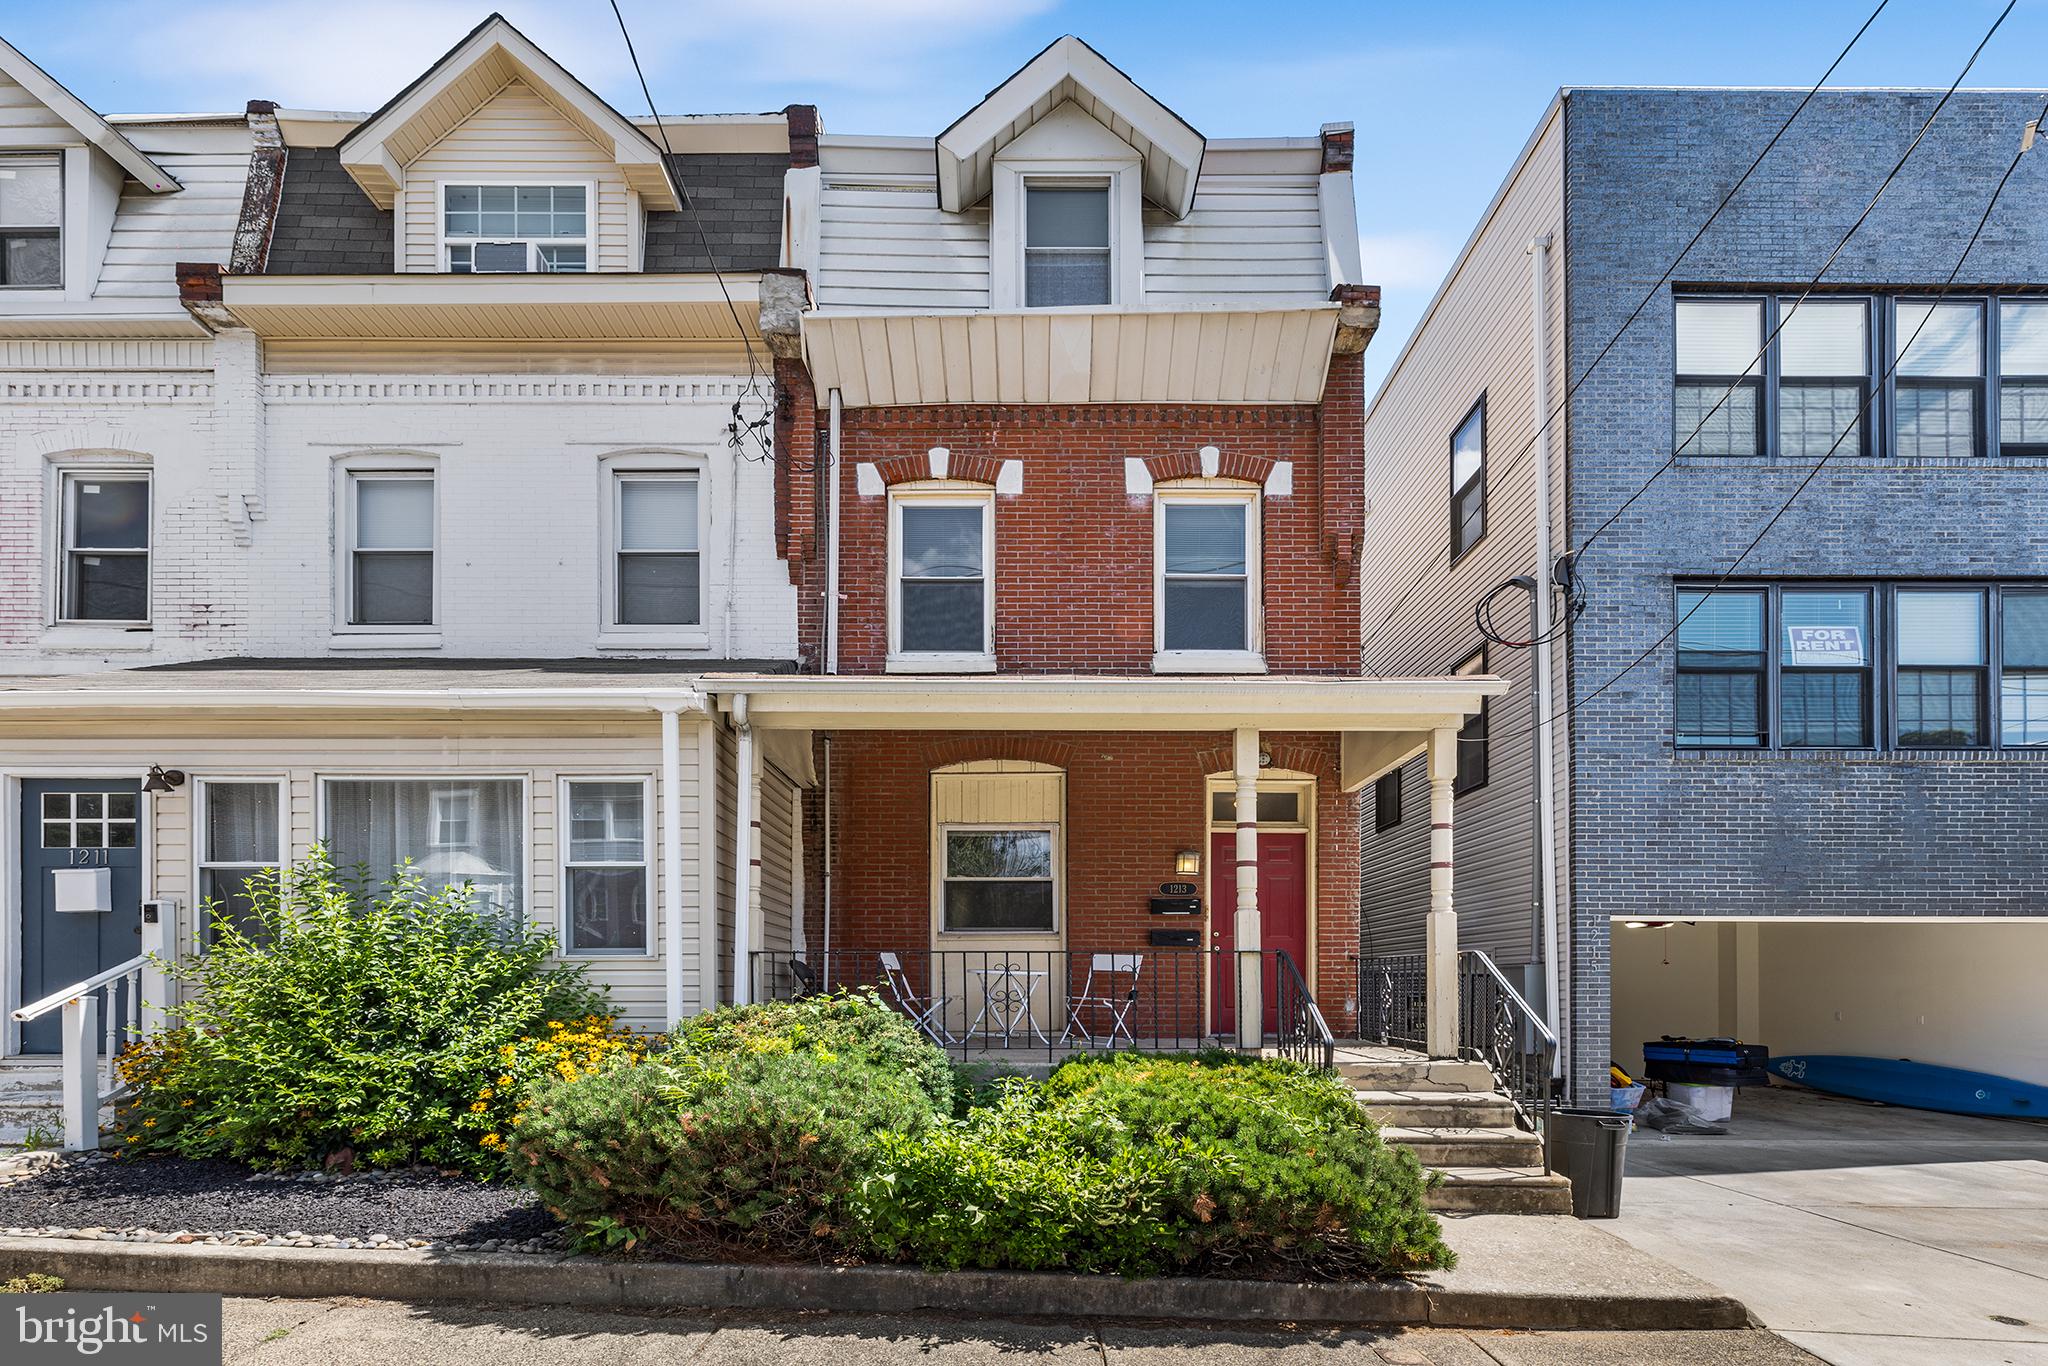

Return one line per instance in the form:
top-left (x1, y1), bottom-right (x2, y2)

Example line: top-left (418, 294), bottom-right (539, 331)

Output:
top-left (1174, 849), bottom-right (1202, 876)
top-left (143, 765), bottom-right (187, 794)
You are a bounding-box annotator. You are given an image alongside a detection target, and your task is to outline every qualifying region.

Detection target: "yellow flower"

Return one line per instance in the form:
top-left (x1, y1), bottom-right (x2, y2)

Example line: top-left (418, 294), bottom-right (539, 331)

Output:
top-left (126, 1135), bottom-right (140, 1144)
top-left (479, 1133), bottom-right (502, 1148)
top-left (496, 1075), bottom-right (513, 1088)
top-left (478, 1087), bottom-right (494, 1099)
top-left (469, 1101), bottom-right (487, 1113)
top-left (143, 1118), bottom-right (156, 1128)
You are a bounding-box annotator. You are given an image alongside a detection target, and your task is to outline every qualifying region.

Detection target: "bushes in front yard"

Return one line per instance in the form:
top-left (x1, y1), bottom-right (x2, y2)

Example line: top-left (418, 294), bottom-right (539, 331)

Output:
top-left (108, 849), bottom-right (637, 1176)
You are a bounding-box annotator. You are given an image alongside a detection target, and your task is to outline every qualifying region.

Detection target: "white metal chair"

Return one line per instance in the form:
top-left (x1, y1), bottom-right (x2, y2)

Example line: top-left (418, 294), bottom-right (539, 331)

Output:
top-left (879, 952), bottom-right (953, 1045)
top-left (1061, 953), bottom-right (1144, 1048)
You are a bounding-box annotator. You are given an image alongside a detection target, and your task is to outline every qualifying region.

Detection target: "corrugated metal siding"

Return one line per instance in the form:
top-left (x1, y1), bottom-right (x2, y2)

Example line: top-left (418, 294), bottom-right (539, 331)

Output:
top-left (0, 726), bottom-right (707, 1032)
top-left (398, 83), bottom-right (632, 273)
top-left (96, 140), bottom-right (250, 300)
top-left (1357, 106), bottom-right (1569, 972)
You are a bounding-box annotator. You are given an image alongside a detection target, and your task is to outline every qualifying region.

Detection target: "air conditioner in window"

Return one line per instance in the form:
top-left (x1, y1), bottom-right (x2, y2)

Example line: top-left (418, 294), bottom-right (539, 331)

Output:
top-left (468, 241), bottom-right (531, 273)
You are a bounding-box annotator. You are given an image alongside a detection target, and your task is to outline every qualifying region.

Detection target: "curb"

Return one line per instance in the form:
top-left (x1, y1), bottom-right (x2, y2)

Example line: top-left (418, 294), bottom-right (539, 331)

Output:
top-left (0, 1236), bottom-right (1751, 1331)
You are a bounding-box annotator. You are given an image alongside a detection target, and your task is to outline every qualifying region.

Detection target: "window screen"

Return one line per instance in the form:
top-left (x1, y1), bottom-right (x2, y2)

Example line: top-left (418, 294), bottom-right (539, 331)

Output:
top-left (1024, 184), bottom-right (1110, 307)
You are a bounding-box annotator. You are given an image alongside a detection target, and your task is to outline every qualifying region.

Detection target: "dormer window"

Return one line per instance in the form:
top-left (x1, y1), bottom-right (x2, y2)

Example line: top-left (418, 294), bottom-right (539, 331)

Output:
top-left (1024, 181), bottom-right (1110, 307)
top-left (0, 154), bottom-right (61, 289)
top-left (442, 183), bottom-right (588, 273)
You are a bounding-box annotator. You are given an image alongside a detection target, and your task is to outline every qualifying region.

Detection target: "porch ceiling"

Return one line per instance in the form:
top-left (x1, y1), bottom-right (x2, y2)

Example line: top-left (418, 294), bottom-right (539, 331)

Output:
top-left (705, 672), bottom-right (1504, 737)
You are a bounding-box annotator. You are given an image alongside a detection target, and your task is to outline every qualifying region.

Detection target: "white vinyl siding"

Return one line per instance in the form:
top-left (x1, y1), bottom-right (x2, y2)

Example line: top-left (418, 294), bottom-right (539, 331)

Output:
top-left (1142, 169), bottom-right (1328, 305)
top-left (95, 143), bottom-right (248, 300)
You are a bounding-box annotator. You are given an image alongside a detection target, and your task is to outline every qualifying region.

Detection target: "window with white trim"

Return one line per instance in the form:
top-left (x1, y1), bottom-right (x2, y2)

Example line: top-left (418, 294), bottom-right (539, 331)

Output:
top-left (890, 491), bottom-right (993, 664)
top-left (0, 153), bottom-right (61, 288)
top-left (346, 472), bottom-right (434, 626)
top-left (197, 780), bottom-right (282, 944)
top-left (58, 472), bottom-right (150, 623)
top-left (1156, 488), bottom-right (1259, 661)
top-left (321, 778), bottom-right (523, 920)
top-left (443, 184), bottom-right (588, 272)
top-left (562, 779), bottom-right (652, 955)
top-left (1023, 181), bottom-right (1110, 307)
top-left (940, 827), bottom-right (1057, 932)
top-left (612, 473), bottom-right (701, 627)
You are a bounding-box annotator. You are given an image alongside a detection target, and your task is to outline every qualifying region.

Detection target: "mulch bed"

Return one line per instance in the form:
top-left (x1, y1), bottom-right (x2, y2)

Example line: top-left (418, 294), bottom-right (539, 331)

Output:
top-left (0, 1152), bottom-right (561, 1252)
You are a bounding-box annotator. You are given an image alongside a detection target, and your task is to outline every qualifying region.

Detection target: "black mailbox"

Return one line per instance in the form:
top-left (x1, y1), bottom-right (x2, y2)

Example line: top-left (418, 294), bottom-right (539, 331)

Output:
top-left (1149, 927), bottom-right (1201, 947)
top-left (1149, 895), bottom-right (1200, 916)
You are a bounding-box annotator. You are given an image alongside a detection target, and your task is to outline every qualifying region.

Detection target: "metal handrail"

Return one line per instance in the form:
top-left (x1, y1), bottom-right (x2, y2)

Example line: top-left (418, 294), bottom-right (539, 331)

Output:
top-left (1457, 948), bottom-right (1558, 1152)
top-left (1270, 949), bottom-right (1336, 1070)
top-left (13, 953), bottom-right (152, 1023)
top-left (1460, 948), bottom-right (1557, 1052)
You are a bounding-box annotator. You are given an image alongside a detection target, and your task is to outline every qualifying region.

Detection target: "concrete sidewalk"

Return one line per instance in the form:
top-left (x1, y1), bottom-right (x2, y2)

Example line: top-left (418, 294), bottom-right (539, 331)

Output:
top-left (217, 1297), bottom-right (1819, 1365)
top-left (1605, 1086), bottom-right (2048, 1366)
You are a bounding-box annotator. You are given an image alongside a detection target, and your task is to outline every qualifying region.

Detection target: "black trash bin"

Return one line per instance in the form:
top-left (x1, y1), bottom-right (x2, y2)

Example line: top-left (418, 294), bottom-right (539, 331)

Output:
top-left (1545, 1107), bottom-right (1630, 1218)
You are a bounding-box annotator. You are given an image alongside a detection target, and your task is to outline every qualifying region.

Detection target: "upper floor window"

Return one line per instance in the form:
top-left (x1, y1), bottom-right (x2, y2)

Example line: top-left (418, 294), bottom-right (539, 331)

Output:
top-left (1674, 298), bottom-right (1764, 457)
top-left (1780, 299), bottom-right (1869, 460)
top-left (890, 490), bottom-right (994, 667)
top-left (612, 473), bottom-right (701, 628)
top-left (1675, 580), bottom-right (2048, 752)
top-left (59, 472), bottom-right (150, 624)
top-left (1156, 489), bottom-right (1260, 668)
top-left (1998, 301), bottom-right (2048, 456)
top-left (1024, 181), bottom-right (1110, 307)
top-left (1450, 398), bottom-right (1486, 559)
top-left (443, 183), bottom-right (587, 273)
top-left (1895, 301), bottom-right (1983, 459)
top-left (0, 154), bottom-right (61, 289)
top-left (346, 471), bottom-right (434, 627)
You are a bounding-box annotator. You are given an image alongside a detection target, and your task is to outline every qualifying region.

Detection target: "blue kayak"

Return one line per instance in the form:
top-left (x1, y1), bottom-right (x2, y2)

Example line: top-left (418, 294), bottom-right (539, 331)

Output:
top-left (1767, 1054), bottom-right (2048, 1119)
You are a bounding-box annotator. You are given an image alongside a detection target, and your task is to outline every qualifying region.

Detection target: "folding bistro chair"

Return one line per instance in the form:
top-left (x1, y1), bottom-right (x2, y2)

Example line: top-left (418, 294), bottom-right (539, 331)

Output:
top-left (787, 958), bottom-right (821, 999)
top-left (879, 952), bottom-right (953, 1045)
top-left (1061, 953), bottom-right (1144, 1048)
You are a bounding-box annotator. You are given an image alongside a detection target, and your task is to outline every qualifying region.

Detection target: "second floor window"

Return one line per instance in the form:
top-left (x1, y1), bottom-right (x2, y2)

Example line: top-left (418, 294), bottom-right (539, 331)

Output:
top-left (1450, 398), bottom-right (1486, 558)
top-left (443, 184), bottom-right (587, 272)
top-left (892, 494), bottom-right (993, 662)
top-left (1895, 301), bottom-right (1983, 460)
top-left (1158, 493), bottom-right (1256, 658)
top-left (1675, 298), bottom-right (1764, 457)
top-left (1024, 182), bottom-right (1110, 307)
top-left (1998, 301), bottom-right (2048, 456)
top-left (347, 473), bottom-right (434, 626)
top-left (613, 474), bottom-right (701, 627)
top-left (0, 153), bottom-right (61, 288)
top-left (59, 472), bottom-right (150, 623)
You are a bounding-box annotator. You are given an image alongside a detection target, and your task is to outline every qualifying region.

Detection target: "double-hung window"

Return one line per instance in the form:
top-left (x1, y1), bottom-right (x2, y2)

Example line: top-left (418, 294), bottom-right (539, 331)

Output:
top-left (1999, 300), bottom-right (2048, 456)
top-left (891, 493), bottom-right (993, 665)
top-left (1779, 299), bottom-right (1869, 459)
top-left (1450, 399), bottom-right (1486, 558)
top-left (1780, 588), bottom-right (1872, 746)
top-left (59, 472), bottom-right (150, 623)
top-left (443, 184), bottom-right (588, 272)
top-left (1895, 301), bottom-right (1985, 459)
top-left (1675, 299), bottom-right (1764, 457)
top-left (1372, 771), bottom-right (1403, 831)
top-left (197, 780), bottom-right (282, 944)
top-left (322, 778), bottom-right (523, 920)
top-left (613, 474), bottom-right (701, 627)
top-left (1675, 588), bottom-right (1767, 747)
top-left (1157, 491), bottom-right (1259, 665)
top-left (940, 827), bottom-right (1057, 933)
top-left (0, 153), bottom-right (61, 288)
top-left (1023, 182), bottom-right (1111, 307)
top-left (1896, 588), bottom-right (1986, 747)
top-left (562, 779), bottom-right (652, 955)
top-left (2000, 591), bottom-right (2048, 745)
top-left (347, 473), bottom-right (434, 627)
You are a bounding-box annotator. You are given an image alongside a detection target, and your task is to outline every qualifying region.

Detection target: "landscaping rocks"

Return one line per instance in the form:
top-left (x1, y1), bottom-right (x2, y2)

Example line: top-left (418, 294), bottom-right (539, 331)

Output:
top-left (0, 1152), bottom-right (560, 1253)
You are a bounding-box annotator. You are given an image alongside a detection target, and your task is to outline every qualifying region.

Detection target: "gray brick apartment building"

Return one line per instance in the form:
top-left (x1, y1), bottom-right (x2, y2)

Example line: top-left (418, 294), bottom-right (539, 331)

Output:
top-left (1357, 87), bottom-right (2048, 1102)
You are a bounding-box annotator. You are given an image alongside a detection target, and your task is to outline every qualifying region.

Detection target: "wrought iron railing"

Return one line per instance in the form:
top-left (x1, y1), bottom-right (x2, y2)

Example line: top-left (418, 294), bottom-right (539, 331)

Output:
top-left (749, 947), bottom-right (1336, 1067)
top-left (1354, 951), bottom-right (1428, 1051)
top-left (1457, 949), bottom-right (1558, 1140)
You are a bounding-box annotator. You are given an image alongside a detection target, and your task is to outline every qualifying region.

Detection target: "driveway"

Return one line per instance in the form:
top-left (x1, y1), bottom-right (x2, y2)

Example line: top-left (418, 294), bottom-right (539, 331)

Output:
top-left (1605, 1084), bottom-right (2048, 1366)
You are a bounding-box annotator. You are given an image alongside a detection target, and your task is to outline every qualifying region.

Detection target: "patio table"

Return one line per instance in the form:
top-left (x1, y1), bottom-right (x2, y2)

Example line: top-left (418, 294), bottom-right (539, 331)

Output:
top-left (967, 962), bottom-right (1053, 1045)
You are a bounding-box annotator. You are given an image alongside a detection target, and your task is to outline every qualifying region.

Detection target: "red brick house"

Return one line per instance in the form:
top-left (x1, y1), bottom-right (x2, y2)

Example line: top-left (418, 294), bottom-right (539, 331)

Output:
top-left (714, 37), bottom-right (1499, 1056)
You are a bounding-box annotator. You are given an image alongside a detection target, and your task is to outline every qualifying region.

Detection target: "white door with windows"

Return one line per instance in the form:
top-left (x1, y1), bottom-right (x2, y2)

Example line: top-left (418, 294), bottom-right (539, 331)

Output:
top-left (929, 761), bottom-right (1064, 1043)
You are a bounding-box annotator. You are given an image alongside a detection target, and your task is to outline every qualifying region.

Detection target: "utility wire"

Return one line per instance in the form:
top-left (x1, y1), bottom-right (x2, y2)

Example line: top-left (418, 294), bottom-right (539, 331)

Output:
top-left (1362, 0), bottom-right (1892, 657)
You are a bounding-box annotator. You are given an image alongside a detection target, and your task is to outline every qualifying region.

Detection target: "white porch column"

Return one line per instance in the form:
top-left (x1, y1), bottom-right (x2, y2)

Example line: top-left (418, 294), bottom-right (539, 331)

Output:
top-left (731, 697), bottom-right (758, 1006)
top-left (138, 898), bottom-right (173, 1038)
top-left (660, 707), bottom-right (687, 1028)
top-left (1425, 726), bottom-right (1459, 1058)
top-left (61, 996), bottom-right (98, 1152)
top-left (1232, 727), bottom-right (1263, 1049)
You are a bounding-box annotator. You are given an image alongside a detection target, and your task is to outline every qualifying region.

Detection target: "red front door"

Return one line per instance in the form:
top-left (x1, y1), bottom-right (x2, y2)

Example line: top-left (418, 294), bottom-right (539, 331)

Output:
top-left (1209, 831), bottom-right (1308, 1038)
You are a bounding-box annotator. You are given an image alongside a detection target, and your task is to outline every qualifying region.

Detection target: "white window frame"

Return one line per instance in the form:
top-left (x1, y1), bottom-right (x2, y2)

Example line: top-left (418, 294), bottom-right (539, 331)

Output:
top-left (1153, 483), bottom-right (1264, 674)
top-left (436, 178), bottom-right (596, 273)
top-left (192, 776), bottom-right (287, 947)
top-left (53, 467), bottom-right (152, 627)
top-left (600, 461), bottom-right (708, 644)
top-left (0, 151), bottom-right (63, 292)
top-left (990, 157), bottom-right (1143, 311)
top-left (887, 484), bottom-right (996, 672)
top-left (314, 774), bottom-right (531, 921)
top-left (429, 787), bottom-right (474, 849)
top-left (934, 822), bottom-right (1062, 936)
top-left (335, 461), bottom-right (438, 638)
top-left (557, 775), bottom-right (656, 958)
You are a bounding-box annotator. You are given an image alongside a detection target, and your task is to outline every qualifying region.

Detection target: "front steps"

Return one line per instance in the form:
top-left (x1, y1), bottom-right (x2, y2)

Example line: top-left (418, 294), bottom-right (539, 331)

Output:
top-left (0, 1064), bottom-right (66, 1148)
top-left (1339, 1052), bottom-right (1573, 1215)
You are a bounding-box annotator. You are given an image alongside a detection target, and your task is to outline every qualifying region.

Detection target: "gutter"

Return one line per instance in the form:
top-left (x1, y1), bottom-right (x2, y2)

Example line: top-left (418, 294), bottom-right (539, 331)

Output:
top-left (0, 687), bottom-right (709, 714)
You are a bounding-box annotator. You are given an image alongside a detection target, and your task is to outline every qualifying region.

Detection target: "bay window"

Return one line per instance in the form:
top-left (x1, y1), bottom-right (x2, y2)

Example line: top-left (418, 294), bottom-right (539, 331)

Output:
top-left (1675, 587), bottom-right (1767, 747)
top-left (1894, 301), bottom-right (1984, 459)
top-left (613, 473), bottom-right (701, 627)
top-left (346, 472), bottom-right (434, 627)
top-left (443, 184), bottom-right (588, 272)
top-left (0, 153), bottom-right (61, 288)
top-left (890, 492), bottom-right (993, 665)
top-left (1156, 490), bottom-right (1259, 666)
top-left (562, 779), bottom-right (652, 955)
top-left (322, 778), bottom-right (523, 919)
top-left (940, 827), bottom-right (1057, 933)
top-left (1674, 298), bottom-right (1763, 456)
top-left (1999, 300), bottom-right (2048, 456)
top-left (59, 472), bottom-right (150, 623)
top-left (197, 780), bottom-right (282, 944)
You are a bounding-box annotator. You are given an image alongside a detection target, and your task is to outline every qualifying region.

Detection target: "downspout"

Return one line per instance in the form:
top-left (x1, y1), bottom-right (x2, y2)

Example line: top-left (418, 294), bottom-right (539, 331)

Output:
top-left (820, 734), bottom-right (834, 987)
top-left (660, 706), bottom-right (687, 1028)
top-left (731, 693), bottom-right (756, 1005)
top-left (1526, 232), bottom-right (1564, 1074)
top-left (826, 388), bottom-right (844, 675)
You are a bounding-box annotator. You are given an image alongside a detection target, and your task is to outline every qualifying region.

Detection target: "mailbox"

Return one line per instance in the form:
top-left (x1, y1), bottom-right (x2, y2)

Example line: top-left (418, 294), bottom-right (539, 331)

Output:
top-left (52, 868), bottom-right (112, 914)
top-left (1149, 927), bottom-right (1201, 948)
top-left (1149, 895), bottom-right (1200, 916)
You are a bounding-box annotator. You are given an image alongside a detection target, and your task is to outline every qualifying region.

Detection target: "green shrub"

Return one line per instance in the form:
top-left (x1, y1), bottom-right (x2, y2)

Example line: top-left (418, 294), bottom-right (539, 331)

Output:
top-left (1, 1274), bottom-right (63, 1294)
top-left (511, 991), bottom-right (948, 1256)
top-left (108, 849), bottom-right (612, 1175)
top-left (851, 1052), bottom-right (1453, 1278)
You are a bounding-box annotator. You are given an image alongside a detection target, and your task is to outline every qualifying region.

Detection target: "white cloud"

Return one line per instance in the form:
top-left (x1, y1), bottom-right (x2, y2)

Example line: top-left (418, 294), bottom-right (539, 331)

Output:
top-left (1357, 230), bottom-right (1455, 294)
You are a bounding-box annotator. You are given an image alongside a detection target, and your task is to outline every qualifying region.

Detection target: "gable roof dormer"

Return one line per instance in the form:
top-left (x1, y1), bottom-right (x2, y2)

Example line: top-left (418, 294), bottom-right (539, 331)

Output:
top-left (334, 12), bottom-right (679, 211)
top-left (935, 35), bottom-right (1203, 220)
top-left (0, 35), bottom-right (178, 192)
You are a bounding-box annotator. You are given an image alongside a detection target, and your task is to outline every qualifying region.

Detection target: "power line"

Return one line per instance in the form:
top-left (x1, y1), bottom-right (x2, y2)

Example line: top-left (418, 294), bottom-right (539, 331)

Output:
top-left (1361, 0), bottom-right (1892, 657)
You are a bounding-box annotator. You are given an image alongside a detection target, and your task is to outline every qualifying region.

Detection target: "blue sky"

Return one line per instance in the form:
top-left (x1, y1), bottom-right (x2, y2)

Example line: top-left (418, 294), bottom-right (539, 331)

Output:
top-left (3, 0), bottom-right (2041, 394)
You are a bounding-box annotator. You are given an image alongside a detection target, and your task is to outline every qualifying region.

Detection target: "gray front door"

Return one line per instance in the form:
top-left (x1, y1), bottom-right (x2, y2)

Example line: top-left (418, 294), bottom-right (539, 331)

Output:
top-left (19, 780), bottom-right (142, 1055)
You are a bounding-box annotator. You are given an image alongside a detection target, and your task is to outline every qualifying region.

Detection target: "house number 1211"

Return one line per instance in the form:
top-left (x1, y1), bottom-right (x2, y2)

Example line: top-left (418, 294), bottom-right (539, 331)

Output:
top-left (69, 848), bottom-right (111, 866)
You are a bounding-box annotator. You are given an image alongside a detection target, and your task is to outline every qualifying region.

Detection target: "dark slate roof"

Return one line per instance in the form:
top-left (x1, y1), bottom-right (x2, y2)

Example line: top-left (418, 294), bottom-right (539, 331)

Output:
top-left (644, 152), bottom-right (785, 272)
top-left (263, 146), bottom-right (394, 274)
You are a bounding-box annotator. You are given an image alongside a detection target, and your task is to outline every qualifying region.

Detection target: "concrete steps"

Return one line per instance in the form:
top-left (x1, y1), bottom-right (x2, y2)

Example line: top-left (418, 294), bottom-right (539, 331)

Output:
top-left (1344, 1054), bottom-right (1573, 1216)
top-left (0, 1066), bottom-right (66, 1148)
